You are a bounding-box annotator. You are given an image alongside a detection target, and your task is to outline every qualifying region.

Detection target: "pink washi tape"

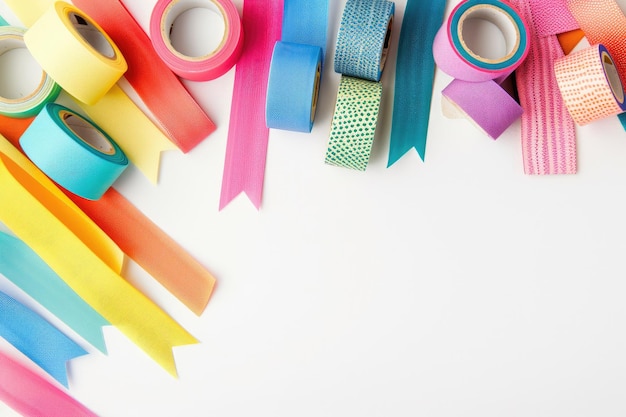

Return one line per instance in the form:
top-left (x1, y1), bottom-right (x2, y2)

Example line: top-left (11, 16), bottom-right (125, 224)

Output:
top-left (433, 0), bottom-right (530, 82)
top-left (442, 79), bottom-right (523, 139)
top-left (150, 0), bottom-right (243, 81)
top-left (555, 44), bottom-right (626, 125)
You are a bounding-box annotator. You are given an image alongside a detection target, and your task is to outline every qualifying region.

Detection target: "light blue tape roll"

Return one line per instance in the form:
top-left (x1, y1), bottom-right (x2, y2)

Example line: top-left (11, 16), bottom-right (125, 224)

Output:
top-left (333, 0), bottom-right (394, 82)
top-left (265, 0), bottom-right (328, 132)
top-left (266, 42), bottom-right (322, 132)
top-left (0, 26), bottom-right (61, 118)
top-left (19, 103), bottom-right (128, 200)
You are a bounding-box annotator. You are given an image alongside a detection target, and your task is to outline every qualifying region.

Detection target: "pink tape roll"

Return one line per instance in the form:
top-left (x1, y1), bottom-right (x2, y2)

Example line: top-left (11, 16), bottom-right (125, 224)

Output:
top-left (150, 0), bottom-right (243, 81)
top-left (433, 0), bottom-right (530, 82)
top-left (555, 44), bottom-right (626, 125)
top-left (442, 78), bottom-right (523, 139)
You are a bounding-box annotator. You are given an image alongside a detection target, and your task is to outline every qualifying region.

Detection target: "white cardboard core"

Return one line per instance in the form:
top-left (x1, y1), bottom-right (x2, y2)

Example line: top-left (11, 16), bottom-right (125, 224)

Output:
top-left (63, 112), bottom-right (115, 155)
top-left (165, 0), bottom-right (226, 58)
top-left (70, 12), bottom-right (116, 59)
top-left (460, 5), bottom-right (519, 63)
top-left (0, 41), bottom-right (44, 101)
top-left (602, 51), bottom-right (625, 104)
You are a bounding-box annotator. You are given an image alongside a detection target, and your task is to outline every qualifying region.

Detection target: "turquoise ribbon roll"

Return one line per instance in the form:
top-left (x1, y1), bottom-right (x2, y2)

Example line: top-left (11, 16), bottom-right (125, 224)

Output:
top-left (266, 42), bottom-right (322, 132)
top-left (333, 0), bottom-right (394, 82)
top-left (0, 26), bottom-right (61, 118)
top-left (19, 103), bottom-right (128, 200)
top-left (265, 0), bottom-right (328, 132)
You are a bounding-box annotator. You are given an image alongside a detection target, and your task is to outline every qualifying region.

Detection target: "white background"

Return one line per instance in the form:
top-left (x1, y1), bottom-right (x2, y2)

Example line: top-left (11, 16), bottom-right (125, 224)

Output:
top-left (2, 0), bottom-right (626, 416)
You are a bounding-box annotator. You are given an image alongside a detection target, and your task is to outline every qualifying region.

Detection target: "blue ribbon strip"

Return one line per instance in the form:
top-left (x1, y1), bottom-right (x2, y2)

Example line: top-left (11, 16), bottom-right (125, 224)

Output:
top-left (0, 231), bottom-right (109, 353)
top-left (0, 290), bottom-right (88, 387)
top-left (388, 0), bottom-right (447, 165)
top-left (282, 0), bottom-right (327, 56)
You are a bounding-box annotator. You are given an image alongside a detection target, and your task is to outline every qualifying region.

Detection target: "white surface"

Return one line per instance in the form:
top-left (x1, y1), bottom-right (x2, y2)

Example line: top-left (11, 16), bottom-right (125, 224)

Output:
top-left (2, 0), bottom-right (626, 416)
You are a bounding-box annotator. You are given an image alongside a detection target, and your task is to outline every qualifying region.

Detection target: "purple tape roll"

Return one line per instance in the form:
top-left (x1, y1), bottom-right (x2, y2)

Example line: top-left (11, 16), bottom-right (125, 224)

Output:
top-left (441, 78), bottom-right (523, 139)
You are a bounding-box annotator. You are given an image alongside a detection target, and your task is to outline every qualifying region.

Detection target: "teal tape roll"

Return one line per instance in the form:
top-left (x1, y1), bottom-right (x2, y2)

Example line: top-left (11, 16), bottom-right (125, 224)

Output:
top-left (334, 0), bottom-right (394, 82)
top-left (266, 42), bottom-right (322, 132)
top-left (19, 103), bottom-right (128, 200)
top-left (0, 26), bottom-right (60, 118)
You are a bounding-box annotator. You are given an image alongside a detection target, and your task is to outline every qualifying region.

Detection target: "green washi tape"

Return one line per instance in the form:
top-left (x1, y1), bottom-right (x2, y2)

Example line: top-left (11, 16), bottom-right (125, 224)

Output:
top-left (0, 26), bottom-right (60, 118)
top-left (19, 103), bottom-right (128, 200)
top-left (325, 76), bottom-right (383, 171)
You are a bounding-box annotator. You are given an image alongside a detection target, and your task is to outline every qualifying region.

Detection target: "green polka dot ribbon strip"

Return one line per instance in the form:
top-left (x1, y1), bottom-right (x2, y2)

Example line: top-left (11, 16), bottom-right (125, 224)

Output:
top-left (325, 76), bottom-right (383, 171)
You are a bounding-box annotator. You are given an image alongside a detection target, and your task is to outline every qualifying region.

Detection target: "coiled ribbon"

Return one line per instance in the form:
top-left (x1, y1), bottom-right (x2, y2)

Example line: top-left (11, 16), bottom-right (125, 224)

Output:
top-left (325, 0), bottom-right (394, 171)
top-left (265, 0), bottom-right (328, 132)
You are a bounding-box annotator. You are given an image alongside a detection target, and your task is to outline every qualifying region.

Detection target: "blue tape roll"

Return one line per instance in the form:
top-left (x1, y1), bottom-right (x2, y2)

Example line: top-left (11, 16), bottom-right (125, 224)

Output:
top-left (449, 0), bottom-right (528, 73)
top-left (265, 0), bottom-right (328, 132)
top-left (334, 0), bottom-right (394, 82)
top-left (19, 103), bottom-right (128, 200)
top-left (266, 42), bottom-right (323, 132)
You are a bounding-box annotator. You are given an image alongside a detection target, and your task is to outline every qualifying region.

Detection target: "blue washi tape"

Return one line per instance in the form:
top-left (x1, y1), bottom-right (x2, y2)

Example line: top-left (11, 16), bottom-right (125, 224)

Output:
top-left (449, 0), bottom-right (528, 73)
top-left (334, 0), bottom-right (394, 82)
top-left (265, 0), bottom-right (328, 132)
top-left (266, 42), bottom-right (322, 132)
top-left (19, 103), bottom-right (128, 200)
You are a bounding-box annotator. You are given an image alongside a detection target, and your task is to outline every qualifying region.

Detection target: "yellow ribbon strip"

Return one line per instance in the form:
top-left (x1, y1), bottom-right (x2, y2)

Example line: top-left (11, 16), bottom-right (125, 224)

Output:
top-left (0, 135), bottom-right (123, 273)
top-left (6, 0), bottom-right (176, 183)
top-left (0, 149), bottom-right (197, 376)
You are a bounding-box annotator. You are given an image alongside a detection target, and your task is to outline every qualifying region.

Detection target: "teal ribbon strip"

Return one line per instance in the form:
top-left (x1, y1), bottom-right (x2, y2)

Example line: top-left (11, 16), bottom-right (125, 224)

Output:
top-left (0, 16), bottom-right (7, 26)
top-left (0, 290), bottom-right (88, 387)
top-left (0, 232), bottom-right (109, 353)
top-left (388, 0), bottom-right (447, 165)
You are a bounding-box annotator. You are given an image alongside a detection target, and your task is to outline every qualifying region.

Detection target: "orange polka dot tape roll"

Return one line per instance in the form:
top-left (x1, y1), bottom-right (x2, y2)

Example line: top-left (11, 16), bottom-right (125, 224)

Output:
top-left (554, 44), bottom-right (626, 126)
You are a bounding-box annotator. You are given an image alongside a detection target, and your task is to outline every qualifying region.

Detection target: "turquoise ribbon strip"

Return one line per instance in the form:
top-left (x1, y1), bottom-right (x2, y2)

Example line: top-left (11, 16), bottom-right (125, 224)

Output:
top-left (618, 112), bottom-right (626, 129)
top-left (0, 15), bottom-right (7, 26)
top-left (0, 291), bottom-right (88, 387)
top-left (388, 0), bottom-right (447, 165)
top-left (0, 232), bottom-right (109, 353)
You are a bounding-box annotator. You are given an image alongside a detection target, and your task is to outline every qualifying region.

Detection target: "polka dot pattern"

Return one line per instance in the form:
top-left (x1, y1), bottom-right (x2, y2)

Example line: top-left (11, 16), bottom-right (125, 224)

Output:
top-left (325, 76), bottom-right (382, 171)
top-left (554, 44), bottom-right (625, 125)
top-left (333, 0), bottom-right (394, 82)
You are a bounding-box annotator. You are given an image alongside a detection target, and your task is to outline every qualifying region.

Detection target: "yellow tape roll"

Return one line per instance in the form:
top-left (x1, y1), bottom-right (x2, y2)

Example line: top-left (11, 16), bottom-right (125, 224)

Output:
top-left (24, 1), bottom-right (127, 105)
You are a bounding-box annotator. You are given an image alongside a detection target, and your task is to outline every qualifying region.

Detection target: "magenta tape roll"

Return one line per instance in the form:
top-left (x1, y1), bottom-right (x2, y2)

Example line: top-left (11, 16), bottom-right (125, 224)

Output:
top-left (150, 0), bottom-right (243, 81)
top-left (433, 0), bottom-right (529, 82)
top-left (441, 78), bottom-right (523, 139)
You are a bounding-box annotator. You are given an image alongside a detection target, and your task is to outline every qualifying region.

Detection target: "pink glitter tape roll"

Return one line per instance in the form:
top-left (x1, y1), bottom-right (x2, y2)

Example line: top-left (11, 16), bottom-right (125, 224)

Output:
top-left (555, 44), bottom-right (626, 125)
top-left (442, 78), bottom-right (523, 139)
top-left (433, 0), bottom-right (530, 82)
top-left (150, 0), bottom-right (243, 81)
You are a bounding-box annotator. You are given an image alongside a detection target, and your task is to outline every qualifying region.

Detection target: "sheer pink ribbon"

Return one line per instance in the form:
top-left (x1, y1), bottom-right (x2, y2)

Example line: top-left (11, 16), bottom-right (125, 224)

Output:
top-left (0, 350), bottom-right (97, 417)
top-left (513, 0), bottom-right (577, 174)
top-left (219, 0), bottom-right (284, 210)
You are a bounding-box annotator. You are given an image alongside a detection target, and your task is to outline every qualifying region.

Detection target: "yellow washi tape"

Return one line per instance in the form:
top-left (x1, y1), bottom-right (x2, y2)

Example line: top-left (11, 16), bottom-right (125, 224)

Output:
top-left (24, 1), bottom-right (127, 105)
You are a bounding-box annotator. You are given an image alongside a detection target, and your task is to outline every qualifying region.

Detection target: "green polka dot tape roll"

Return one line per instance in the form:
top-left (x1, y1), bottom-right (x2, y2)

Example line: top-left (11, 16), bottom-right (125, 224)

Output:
top-left (325, 0), bottom-right (393, 171)
top-left (325, 76), bottom-right (383, 171)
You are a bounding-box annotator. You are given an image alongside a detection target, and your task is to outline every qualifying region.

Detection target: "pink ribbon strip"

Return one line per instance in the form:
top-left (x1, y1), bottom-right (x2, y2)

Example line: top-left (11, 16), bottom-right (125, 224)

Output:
top-left (529, 0), bottom-right (579, 37)
top-left (0, 350), bottom-right (98, 417)
top-left (71, 0), bottom-right (216, 153)
top-left (219, 0), bottom-right (283, 210)
top-left (513, 0), bottom-right (577, 175)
